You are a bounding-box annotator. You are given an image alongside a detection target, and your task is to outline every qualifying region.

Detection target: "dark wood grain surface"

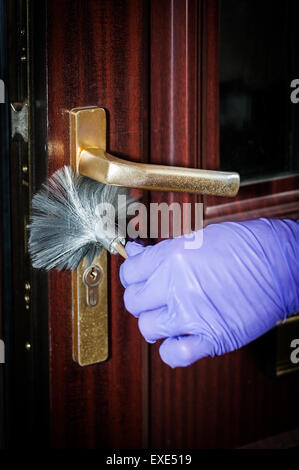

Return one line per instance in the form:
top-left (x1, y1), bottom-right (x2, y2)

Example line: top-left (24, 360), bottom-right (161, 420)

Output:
top-left (149, 0), bottom-right (206, 448)
top-left (47, 0), bottom-right (149, 448)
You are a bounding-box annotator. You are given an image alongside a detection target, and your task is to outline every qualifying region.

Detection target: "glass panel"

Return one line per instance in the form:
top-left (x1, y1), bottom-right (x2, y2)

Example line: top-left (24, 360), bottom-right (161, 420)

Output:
top-left (220, 0), bottom-right (299, 182)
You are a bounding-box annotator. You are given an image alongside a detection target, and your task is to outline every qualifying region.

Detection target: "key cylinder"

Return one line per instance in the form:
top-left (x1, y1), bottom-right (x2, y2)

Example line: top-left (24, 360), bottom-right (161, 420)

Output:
top-left (83, 265), bottom-right (103, 307)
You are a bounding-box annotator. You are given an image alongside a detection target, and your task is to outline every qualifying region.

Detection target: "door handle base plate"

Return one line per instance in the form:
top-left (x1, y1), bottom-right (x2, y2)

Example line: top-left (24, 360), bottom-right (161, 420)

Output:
top-left (70, 106), bottom-right (108, 366)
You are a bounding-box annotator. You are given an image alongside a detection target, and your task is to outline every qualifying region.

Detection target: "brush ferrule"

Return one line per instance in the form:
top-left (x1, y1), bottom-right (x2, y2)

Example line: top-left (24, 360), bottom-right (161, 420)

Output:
top-left (109, 237), bottom-right (126, 255)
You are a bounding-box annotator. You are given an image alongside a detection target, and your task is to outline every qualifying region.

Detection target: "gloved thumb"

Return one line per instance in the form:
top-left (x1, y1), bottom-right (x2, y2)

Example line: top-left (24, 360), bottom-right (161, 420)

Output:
top-left (159, 335), bottom-right (215, 368)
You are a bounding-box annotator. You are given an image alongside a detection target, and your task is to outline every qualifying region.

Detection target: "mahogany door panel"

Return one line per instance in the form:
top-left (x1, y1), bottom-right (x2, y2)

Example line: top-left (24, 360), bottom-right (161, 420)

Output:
top-left (47, 0), bottom-right (149, 448)
top-left (148, 0), bottom-right (299, 449)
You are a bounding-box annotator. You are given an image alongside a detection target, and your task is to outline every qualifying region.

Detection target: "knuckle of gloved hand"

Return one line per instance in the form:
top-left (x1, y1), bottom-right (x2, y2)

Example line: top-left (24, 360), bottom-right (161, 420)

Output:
top-left (171, 338), bottom-right (195, 367)
top-left (138, 313), bottom-right (155, 342)
top-left (123, 285), bottom-right (140, 317)
top-left (176, 342), bottom-right (195, 367)
top-left (167, 245), bottom-right (186, 267)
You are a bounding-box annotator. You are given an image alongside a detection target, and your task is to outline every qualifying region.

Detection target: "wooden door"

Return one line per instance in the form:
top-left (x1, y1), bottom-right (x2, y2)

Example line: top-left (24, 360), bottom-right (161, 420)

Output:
top-left (2, 0), bottom-right (299, 449)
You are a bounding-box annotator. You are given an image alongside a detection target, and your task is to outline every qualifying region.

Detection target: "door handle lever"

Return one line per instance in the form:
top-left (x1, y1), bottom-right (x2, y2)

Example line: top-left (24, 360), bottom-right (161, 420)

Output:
top-left (70, 107), bottom-right (240, 198)
top-left (79, 148), bottom-right (239, 197)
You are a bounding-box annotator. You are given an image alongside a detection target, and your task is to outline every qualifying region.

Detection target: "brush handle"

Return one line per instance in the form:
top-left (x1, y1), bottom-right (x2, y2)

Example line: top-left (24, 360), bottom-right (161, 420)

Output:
top-left (114, 242), bottom-right (128, 259)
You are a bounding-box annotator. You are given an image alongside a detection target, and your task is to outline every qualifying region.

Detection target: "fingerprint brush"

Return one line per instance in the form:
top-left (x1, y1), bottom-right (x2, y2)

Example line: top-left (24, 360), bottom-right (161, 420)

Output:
top-left (28, 165), bottom-right (130, 271)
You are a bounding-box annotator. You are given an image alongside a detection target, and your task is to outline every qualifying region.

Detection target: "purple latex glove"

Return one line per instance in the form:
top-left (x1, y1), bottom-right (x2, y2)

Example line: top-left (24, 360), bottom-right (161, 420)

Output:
top-left (120, 218), bottom-right (299, 368)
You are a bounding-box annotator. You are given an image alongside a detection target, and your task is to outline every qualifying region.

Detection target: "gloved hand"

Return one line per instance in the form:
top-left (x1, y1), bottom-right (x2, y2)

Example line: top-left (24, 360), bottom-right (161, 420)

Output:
top-left (120, 218), bottom-right (299, 368)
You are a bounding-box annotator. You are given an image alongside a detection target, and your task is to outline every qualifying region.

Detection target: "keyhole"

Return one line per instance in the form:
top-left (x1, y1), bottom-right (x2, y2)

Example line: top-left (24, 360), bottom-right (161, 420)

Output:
top-left (83, 265), bottom-right (103, 306)
top-left (90, 268), bottom-right (97, 280)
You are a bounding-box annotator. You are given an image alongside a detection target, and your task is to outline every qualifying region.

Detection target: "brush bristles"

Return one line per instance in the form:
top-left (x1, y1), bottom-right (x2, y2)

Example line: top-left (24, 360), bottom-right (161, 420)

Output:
top-left (28, 166), bottom-right (132, 271)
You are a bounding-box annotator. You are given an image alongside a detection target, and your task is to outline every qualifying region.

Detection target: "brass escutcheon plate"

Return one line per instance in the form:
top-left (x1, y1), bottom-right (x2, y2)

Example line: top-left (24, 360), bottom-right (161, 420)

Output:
top-left (70, 107), bottom-right (108, 366)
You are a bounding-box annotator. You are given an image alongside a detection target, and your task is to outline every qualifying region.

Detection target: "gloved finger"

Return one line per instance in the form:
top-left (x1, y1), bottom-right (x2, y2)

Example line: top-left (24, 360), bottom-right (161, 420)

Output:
top-left (123, 282), bottom-right (145, 317)
top-left (123, 266), bottom-right (169, 316)
top-left (159, 335), bottom-right (215, 368)
top-left (120, 241), bottom-right (168, 287)
top-left (119, 242), bottom-right (146, 288)
top-left (125, 241), bottom-right (145, 256)
top-left (138, 306), bottom-right (171, 343)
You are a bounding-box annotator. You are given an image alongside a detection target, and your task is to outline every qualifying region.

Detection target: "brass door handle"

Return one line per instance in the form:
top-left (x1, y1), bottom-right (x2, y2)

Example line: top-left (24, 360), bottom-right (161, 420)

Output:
top-left (69, 106), bottom-right (240, 367)
top-left (79, 149), bottom-right (239, 197)
top-left (70, 107), bottom-right (240, 198)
